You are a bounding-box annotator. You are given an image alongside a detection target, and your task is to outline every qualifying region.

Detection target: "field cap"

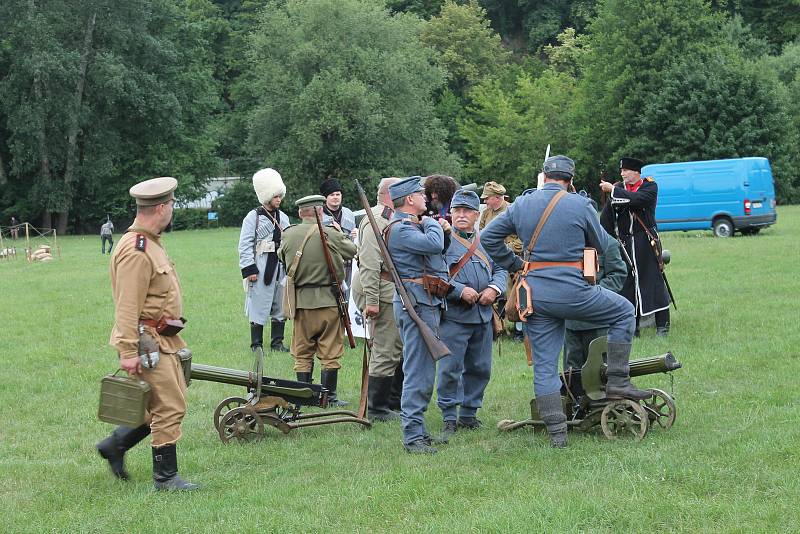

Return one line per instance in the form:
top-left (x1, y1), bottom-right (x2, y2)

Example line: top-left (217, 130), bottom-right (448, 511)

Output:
top-left (130, 177), bottom-right (177, 206)
top-left (389, 176), bottom-right (424, 201)
top-left (450, 189), bottom-right (480, 211)
top-left (480, 181), bottom-right (506, 199)
top-left (543, 155), bottom-right (575, 180)
top-left (296, 194), bottom-right (326, 209)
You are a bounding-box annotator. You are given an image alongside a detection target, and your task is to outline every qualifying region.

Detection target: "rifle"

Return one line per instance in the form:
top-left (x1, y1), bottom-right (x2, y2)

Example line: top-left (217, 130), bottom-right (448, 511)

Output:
top-left (354, 180), bottom-right (451, 362)
top-left (313, 208), bottom-right (356, 348)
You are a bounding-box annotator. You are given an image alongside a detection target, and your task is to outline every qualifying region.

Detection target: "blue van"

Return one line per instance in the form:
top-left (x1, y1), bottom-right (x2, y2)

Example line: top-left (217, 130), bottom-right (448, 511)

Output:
top-left (643, 157), bottom-right (777, 237)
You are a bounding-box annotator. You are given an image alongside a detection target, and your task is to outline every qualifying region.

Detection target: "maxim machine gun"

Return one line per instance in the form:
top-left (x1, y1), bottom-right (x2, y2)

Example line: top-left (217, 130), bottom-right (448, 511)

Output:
top-left (191, 348), bottom-right (370, 443)
top-left (498, 337), bottom-right (682, 441)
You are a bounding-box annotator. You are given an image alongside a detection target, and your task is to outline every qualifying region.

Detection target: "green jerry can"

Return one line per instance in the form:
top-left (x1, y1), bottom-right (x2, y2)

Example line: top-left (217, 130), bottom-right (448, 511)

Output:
top-left (98, 369), bottom-right (151, 427)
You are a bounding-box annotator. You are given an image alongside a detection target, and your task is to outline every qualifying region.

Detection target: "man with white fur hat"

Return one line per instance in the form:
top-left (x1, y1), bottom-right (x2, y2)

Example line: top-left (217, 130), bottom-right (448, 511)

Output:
top-left (238, 168), bottom-right (291, 352)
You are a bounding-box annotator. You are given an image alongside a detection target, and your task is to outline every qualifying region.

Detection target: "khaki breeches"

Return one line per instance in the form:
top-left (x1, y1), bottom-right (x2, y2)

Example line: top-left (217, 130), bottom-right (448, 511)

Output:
top-left (367, 302), bottom-right (403, 377)
top-left (291, 307), bottom-right (344, 372)
top-left (139, 352), bottom-right (187, 447)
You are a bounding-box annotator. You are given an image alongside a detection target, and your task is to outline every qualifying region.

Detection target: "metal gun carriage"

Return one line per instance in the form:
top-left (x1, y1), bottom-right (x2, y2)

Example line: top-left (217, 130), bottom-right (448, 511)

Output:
top-left (191, 348), bottom-right (370, 443)
top-left (498, 337), bottom-right (681, 440)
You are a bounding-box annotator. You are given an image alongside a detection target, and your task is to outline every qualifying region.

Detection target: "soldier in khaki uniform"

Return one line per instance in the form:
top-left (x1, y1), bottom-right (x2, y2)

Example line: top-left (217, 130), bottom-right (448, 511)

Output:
top-left (278, 195), bottom-right (357, 407)
top-left (479, 181), bottom-right (524, 341)
top-left (96, 177), bottom-right (199, 491)
top-left (352, 177), bottom-right (403, 421)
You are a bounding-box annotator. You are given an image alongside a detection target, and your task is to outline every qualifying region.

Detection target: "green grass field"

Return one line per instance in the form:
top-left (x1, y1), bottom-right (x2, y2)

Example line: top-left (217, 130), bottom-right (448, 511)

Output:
top-left (2, 207), bottom-right (799, 533)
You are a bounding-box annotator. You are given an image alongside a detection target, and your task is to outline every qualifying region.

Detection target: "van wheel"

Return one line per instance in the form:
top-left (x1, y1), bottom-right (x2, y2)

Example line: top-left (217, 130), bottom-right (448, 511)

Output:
top-left (712, 217), bottom-right (734, 238)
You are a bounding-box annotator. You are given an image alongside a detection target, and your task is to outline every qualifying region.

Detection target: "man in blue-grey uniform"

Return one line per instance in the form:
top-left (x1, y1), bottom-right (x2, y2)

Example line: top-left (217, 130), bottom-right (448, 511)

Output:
top-left (386, 176), bottom-right (452, 454)
top-left (238, 168), bottom-right (291, 352)
top-left (437, 189), bottom-right (506, 436)
top-left (482, 155), bottom-right (651, 448)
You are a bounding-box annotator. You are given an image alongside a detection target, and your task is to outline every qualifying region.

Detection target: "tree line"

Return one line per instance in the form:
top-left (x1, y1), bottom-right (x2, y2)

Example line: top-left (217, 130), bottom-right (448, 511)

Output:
top-left (2, 0), bottom-right (800, 233)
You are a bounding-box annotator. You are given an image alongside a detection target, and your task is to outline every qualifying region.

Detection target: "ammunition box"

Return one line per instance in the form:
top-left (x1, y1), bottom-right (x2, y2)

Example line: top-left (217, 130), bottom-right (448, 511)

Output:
top-left (98, 371), bottom-right (151, 427)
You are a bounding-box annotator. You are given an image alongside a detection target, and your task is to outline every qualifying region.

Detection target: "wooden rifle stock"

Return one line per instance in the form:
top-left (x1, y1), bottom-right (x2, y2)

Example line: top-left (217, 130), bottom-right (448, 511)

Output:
top-left (355, 180), bottom-right (450, 362)
top-left (313, 208), bottom-right (356, 348)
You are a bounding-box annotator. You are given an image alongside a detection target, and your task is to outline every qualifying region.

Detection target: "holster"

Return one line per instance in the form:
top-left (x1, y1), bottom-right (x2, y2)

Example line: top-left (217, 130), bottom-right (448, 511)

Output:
top-left (141, 317), bottom-right (186, 337)
top-left (156, 317), bottom-right (186, 337)
top-left (422, 275), bottom-right (452, 298)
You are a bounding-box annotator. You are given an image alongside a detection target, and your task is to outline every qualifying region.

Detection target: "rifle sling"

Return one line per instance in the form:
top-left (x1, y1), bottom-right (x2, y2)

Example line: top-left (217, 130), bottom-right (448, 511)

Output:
top-left (286, 225), bottom-right (318, 280)
top-left (449, 231), bottom-right (488, 278)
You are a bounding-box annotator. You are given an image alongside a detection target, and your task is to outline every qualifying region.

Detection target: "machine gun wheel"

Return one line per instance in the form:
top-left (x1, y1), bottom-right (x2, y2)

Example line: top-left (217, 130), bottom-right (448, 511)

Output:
top-left (643, 389), bottom-right (676, 429)
top-left (218, 406), bottom-right (265, 443)
top-left (213, 396), bottom-right (249, 431)
top-left (600, 399), bottom-right (649, 441)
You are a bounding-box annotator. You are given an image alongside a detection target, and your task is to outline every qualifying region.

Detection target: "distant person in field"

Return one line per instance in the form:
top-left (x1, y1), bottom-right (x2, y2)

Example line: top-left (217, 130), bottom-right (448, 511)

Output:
top-left (10, 216), bottom-right (19, 240)
top-left (100, 218), bottom-right (114, 254)
top-left (599, 157), bottom-right (671, 337)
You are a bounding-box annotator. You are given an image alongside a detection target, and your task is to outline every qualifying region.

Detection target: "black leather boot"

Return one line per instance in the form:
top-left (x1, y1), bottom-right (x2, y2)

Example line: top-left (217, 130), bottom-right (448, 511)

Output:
top-left (367, 375), bottom-right (400, 422)
top-left (388, 363), bottom-right (404, 411)
top-left (321, 369), bottom-right (349, 407)
top-left (536, 392), bottom-right (567, 448)
top-left (250, 323), bottom-right (264, 351)
top-left (605, 342), bottom-right (652, 401)
top-left (152, 444), bottom-right (200, 491)
top-left (655, 309), bottom-right (670, 337)
top-left (270, 320), bottom-right (290, 352)
top-left (296, 372), bottom-right (312, 383)
top-left (96, 424), bottom-right (151, 480)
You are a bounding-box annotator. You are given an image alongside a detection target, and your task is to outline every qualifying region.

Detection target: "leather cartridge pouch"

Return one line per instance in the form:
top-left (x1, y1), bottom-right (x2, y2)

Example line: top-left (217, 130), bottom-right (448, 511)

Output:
top-left (504, 272), bottom-right (522, 323)
top-left (156, 316), bottom-right (186, 337)
top-left (422, 274), bottom-right (452, 298)
top-left (583, 248), bottom-right (599, 285)
top-left (491, 308), bottom-right (504, 340)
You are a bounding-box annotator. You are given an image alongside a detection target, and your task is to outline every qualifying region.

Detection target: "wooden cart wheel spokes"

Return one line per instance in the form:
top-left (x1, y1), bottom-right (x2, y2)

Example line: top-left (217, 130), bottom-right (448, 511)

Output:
top-left (643, 389), bottom-right (676, 429)
top-left (600, 399), bottom-right (649, 441)
top-left (212, 396), bottom-right (248, 431)
top-left (218, 406), bottom-right (265, 443)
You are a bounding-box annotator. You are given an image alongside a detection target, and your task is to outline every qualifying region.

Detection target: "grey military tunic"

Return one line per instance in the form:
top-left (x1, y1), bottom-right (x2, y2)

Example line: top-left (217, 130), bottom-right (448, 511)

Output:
top-left (483, 183), bottom-right (635, 396)
top-left (238, 207), bottom-right (290, 325)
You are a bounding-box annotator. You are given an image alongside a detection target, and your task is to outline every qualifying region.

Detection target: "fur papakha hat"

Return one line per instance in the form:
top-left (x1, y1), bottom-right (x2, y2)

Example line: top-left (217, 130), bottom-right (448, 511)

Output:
top-left (253, 168), bottom-right (286, 204)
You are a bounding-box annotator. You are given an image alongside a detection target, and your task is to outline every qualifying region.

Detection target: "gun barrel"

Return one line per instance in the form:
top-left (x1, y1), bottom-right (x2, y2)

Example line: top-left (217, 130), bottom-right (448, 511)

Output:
top-left (191, 363), bottom-right (253, 388)
top-left (629, 352), bottom-right (682, 377)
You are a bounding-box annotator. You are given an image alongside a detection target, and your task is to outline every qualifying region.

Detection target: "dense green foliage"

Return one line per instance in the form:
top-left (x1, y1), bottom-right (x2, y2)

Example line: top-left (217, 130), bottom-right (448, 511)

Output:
top-left (2, 208), bottom-right (799, 530)
top-left (4, 0), bottom-right (800, 233)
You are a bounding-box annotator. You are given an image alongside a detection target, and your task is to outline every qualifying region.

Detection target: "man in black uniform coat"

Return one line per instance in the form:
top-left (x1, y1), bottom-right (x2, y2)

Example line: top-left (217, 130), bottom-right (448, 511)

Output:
top-left (599, 157), bottom-right (671, 336)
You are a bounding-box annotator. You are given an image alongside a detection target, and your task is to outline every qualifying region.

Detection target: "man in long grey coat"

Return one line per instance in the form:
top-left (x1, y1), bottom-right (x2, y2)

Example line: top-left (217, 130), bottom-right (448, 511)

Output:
top-left (238, 168), bottom-right (291, 352)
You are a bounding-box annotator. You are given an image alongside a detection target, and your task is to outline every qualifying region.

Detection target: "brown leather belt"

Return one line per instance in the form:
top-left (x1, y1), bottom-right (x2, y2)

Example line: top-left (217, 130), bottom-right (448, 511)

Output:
top-left (401, 277), bottom-right (424, 284)
top-left (523, 260), bottom-right (583, 271)
top-left (139, 318), bottom-right (160, 328)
